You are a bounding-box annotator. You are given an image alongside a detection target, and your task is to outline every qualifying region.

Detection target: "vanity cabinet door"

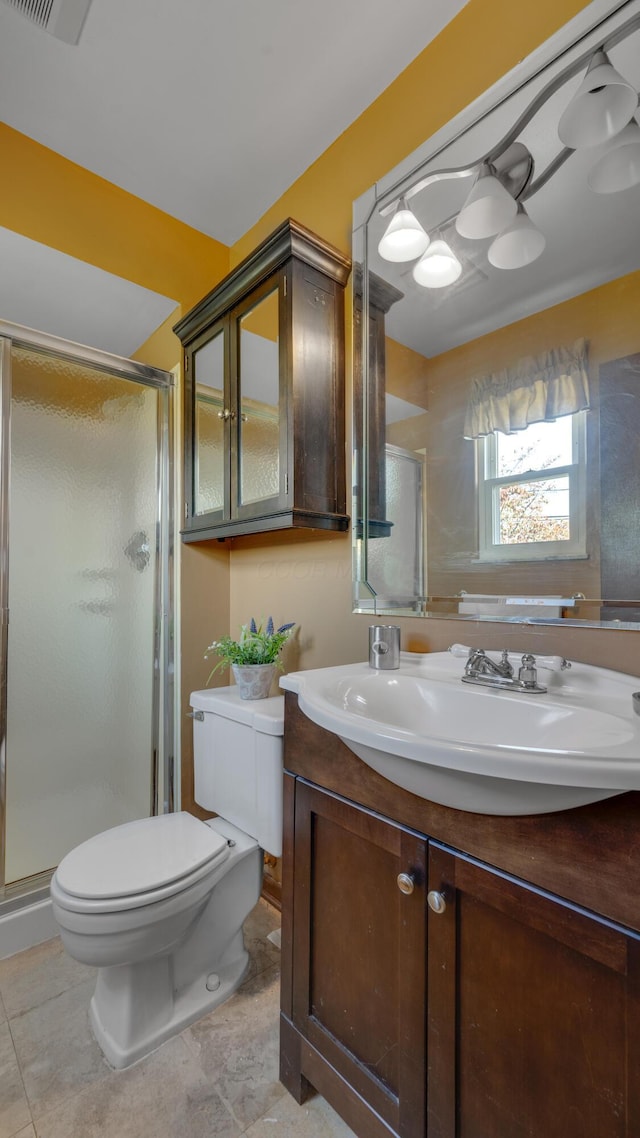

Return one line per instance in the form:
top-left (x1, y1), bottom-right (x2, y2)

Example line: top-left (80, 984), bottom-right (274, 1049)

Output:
top-left (291, 780), bottom-right (427, 1138)
top-left (427, 841), bottom-right (640, 1138)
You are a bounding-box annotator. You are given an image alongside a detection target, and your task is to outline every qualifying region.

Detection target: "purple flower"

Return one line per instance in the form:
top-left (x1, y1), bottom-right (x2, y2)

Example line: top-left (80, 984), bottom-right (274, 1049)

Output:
top-left (250, 618), bottom-right (257, 633)
top-left (266, 616), bottom-right (274, 636)
top-left (278, 622), bottom-right (295, 633)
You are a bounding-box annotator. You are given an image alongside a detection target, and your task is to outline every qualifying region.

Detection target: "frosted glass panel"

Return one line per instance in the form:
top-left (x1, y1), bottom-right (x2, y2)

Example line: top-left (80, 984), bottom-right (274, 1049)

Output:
top-left (5, 348), bottom-right (159, 883)
top-left (194, 332), bottom-right (225, 514)
top-left (239, 290), bottom-right (280, 505)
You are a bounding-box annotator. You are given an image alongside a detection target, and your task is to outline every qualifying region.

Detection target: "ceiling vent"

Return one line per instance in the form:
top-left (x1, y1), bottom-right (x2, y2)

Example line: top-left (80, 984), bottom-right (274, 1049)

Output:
top-left (1, 0), bottom-right (93, 43)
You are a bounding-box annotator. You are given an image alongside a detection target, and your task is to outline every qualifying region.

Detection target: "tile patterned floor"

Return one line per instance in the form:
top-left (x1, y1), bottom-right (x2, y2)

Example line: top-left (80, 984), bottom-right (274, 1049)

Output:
top-left (0, 900), bottom-right (356, 1138)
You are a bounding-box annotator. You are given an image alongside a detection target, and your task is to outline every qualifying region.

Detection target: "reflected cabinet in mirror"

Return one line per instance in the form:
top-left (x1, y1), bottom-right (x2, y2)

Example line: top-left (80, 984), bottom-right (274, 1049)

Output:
top-left (177, 218), bottom-right (351, 541)
top-left (353, 0), bottom-right (640, 628)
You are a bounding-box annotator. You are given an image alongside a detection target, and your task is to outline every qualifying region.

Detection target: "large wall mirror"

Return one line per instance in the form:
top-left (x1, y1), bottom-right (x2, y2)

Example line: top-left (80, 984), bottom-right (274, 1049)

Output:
top-left (353, 0), bottom-right (640, 629)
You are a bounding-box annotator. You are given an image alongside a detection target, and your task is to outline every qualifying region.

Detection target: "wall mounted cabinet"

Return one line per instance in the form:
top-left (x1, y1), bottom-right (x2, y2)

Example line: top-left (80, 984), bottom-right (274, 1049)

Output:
top-left (175, 219), bottom-right (351, 541)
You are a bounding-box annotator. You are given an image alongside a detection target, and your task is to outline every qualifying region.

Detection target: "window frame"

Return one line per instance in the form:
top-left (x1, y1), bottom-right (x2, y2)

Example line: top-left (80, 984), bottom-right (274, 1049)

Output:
top-left (477, 411), bottom-right (588, 563)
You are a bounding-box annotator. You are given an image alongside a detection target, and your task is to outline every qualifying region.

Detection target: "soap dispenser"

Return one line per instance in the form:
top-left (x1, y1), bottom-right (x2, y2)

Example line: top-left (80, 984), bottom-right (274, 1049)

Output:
top-left (369, 625), bottom-right (401, 669)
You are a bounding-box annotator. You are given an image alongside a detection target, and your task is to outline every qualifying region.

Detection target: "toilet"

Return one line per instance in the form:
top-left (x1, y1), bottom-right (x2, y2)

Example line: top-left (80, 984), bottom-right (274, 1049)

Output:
top-left (50, 687), bottom-right (284, 1069)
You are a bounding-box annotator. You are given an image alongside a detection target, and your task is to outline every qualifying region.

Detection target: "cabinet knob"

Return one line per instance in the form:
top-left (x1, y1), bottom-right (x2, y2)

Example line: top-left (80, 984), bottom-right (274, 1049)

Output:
top-left (427, 890), bottom-right (447, 914)
top-left (397, 872), bottom-right (415, 895)
top-left (217, 409), bottom-right (231, 421)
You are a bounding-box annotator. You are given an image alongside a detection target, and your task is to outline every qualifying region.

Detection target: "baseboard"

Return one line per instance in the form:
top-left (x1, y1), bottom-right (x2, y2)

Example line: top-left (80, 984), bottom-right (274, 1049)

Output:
top-left (0, 897), bottom-right (58, 959)
top-left (261, 877), bottom-right (282, 911)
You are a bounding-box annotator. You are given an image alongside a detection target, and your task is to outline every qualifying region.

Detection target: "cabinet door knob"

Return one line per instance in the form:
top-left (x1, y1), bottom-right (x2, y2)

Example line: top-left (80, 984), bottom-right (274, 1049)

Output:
top-left (427, 890), bottom-right (447, 914)
top-left (397, 872), bottom-right (415, 895)
top-left (217, 409), bottom-right (231, 421)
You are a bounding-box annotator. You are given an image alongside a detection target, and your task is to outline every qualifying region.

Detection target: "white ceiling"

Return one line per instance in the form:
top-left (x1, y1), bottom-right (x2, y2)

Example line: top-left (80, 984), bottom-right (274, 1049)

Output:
top-left (0, 0), bottom-right (469, 245)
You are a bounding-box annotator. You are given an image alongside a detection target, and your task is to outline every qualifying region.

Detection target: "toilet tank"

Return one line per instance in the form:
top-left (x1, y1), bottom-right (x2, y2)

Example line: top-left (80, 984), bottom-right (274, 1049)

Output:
top-left (190, 687), bottom-right (284, 857)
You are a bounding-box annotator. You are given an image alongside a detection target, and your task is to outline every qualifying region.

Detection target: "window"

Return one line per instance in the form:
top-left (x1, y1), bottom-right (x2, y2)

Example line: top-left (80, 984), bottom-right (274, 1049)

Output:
top-left (478, 412), bottom-right (587, 561)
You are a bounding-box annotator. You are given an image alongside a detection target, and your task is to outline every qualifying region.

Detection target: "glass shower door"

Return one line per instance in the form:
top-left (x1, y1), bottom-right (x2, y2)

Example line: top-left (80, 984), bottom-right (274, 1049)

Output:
top-left (3, 344), bottom-right (170, 886)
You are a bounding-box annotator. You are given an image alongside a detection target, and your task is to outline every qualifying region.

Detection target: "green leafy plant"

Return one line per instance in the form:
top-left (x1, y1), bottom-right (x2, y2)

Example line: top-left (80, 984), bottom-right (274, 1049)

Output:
top-left (205, 617), bottom-right (295, 682)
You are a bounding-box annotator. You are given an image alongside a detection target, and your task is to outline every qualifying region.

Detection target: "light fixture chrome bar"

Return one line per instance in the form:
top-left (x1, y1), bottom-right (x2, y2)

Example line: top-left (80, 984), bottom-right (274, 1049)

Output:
top-left (379, 143), bottom-right (534, 219)
top-left (521, 147), bottom-right (575, 201)
top-left (376, 3), bottom-right (640, 219)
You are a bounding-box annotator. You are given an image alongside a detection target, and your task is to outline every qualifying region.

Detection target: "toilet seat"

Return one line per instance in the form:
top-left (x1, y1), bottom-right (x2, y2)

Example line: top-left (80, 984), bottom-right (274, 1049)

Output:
top-left (52, 812), bottom-right (230, 914)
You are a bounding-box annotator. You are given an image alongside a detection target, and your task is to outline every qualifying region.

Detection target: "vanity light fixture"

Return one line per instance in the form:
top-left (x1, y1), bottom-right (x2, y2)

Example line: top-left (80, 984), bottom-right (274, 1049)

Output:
top-left (454, 163), bottom-right (518, 240)
top-left (377, 197), bottom-right (430, 262)
top-left (412, 238), bottom-right (462, 288)
top-left (487, 204), bottom-right (546, 270)
top-left (587, 117), bottom-right (640, 192)
top-left (375, 17), bottom-right (640, 284)
top-left (557, 50), bottom-right (638, 149)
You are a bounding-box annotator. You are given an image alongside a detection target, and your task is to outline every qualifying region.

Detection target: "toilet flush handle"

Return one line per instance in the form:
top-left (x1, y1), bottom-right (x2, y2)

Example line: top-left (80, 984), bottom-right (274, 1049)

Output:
top-left (187, 709), bottom-right (204, 721)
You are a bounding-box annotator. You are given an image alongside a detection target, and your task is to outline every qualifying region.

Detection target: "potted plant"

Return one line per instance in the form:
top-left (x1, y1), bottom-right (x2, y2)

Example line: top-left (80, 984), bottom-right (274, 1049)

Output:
top-left (205, 617), bottom-right (296, 700)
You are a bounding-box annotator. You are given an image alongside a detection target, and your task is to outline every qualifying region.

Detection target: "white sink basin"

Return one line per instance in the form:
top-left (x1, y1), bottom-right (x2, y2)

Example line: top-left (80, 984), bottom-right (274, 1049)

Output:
top-left (280, 651), bottom-right (640, 815)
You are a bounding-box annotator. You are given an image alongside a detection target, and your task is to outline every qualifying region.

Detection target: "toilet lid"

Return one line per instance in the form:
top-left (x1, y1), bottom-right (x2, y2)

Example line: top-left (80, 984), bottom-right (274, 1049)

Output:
top-left (55, 812), bottom-right (229, 900)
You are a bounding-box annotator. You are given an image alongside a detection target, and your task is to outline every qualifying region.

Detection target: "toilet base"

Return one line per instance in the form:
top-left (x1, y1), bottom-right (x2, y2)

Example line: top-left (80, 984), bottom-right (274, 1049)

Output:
top-left (89, 934), bottom-right (250, 1069)
top-left (85, 825), bottom-right (263, 1069)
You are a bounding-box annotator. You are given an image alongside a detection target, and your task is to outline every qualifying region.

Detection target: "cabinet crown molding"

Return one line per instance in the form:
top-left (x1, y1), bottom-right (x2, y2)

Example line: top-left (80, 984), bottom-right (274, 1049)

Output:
top-left (174, 218), bottom-right (351, 347)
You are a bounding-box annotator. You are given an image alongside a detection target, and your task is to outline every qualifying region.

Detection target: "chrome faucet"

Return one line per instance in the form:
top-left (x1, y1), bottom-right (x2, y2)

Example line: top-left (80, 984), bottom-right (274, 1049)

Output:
top-left (462, 648), bottom-right (548, 694)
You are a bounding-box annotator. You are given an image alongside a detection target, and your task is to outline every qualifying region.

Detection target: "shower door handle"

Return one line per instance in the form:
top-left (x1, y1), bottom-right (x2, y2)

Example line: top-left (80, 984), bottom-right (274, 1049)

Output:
top-left (124, 530), bottom-right (150, 572)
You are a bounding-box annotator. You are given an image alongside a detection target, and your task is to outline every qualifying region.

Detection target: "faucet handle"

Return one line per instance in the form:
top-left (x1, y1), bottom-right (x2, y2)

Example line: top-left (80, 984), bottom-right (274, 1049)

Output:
top-left (449, 643), bottom-right (475, 658)
top-left (535, 654), bottom-right (571, 672)
top-left (449, 643), bottom-right (570, 672)
top-left (518, 653), bottom-right (538, 685)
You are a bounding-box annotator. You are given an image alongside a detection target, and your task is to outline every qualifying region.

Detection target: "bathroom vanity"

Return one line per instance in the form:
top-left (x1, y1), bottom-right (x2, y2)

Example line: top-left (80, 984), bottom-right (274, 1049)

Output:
top-left (279, 692), bottom-right (640, 1138)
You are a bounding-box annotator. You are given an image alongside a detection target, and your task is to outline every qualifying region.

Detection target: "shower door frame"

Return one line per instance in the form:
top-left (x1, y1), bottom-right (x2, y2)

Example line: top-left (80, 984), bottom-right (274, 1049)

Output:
top-left (0, 320), bottom-right (175, 910)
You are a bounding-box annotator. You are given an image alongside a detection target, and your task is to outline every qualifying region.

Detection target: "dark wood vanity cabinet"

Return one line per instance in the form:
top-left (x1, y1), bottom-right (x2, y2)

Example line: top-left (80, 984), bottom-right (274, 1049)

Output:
top-left (174, 219), bottom-right (351, 541)
top-left (280, 696), bottom-right (640, 1138)
top-left (286, 779), bottom-right (427, 1138)
top-left (427, 843), bottom-right (639, 1138)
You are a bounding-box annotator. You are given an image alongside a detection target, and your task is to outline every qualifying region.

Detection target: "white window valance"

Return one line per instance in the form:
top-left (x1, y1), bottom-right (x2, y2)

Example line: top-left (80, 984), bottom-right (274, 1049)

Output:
top-left (463, 338), bottom-right (590, 439)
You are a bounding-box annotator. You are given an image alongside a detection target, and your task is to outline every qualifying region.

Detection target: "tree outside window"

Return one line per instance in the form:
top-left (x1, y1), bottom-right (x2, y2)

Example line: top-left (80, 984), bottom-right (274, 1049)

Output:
top-left (478, 412), bottom-right (587, 561)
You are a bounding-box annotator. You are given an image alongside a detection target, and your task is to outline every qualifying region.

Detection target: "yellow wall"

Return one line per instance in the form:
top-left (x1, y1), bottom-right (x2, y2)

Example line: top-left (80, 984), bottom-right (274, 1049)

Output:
top-left (0, 123), bottom-right (230, 312)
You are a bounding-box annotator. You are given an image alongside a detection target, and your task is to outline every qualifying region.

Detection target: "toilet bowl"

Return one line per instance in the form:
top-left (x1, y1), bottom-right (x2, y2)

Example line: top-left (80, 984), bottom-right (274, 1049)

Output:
top-left (50, 688), bottom-right (284, 1069)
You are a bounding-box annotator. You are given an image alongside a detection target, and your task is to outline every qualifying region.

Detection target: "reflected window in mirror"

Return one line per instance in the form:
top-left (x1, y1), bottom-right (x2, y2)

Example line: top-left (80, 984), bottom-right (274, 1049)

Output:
top-left (477, 412), bottom-right (587, 562)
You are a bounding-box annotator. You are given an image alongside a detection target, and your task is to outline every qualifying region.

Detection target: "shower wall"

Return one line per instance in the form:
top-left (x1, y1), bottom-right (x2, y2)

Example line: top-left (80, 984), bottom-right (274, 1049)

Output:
top-left (2, 341), bottom-right (171, 887)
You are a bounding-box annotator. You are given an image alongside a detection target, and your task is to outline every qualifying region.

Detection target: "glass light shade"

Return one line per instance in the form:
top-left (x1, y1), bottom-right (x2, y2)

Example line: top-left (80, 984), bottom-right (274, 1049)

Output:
top-left (377, 200), bottom-right (430, 262)
top-left (455, 165), bottom-right (518, 239)
top-left (412, 239), bottom-right (462, 288)
top-left (587, 119), bottom-right (640, 193)
top-left (488, 206), bottom-right (546, 270)
top-left (557, 50), bottom-right (638, 149)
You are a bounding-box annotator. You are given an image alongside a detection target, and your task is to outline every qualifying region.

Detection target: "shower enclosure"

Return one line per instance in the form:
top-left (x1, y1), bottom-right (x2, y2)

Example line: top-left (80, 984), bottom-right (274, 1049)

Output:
top-left (0, 323), bottom-right (174, 912)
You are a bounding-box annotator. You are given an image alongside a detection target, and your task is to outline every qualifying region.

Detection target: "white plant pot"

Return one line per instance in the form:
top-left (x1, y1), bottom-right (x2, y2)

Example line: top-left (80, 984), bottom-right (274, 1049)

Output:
top-left (231, 663), bottom-right (277, 700)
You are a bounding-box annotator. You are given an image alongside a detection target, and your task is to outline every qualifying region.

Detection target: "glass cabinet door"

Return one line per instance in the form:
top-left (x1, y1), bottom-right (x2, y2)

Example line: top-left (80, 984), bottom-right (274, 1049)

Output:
top-left (193, 327), bottom-right (226, 517)
top-left (233, 279), bottom-right (284, 516)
